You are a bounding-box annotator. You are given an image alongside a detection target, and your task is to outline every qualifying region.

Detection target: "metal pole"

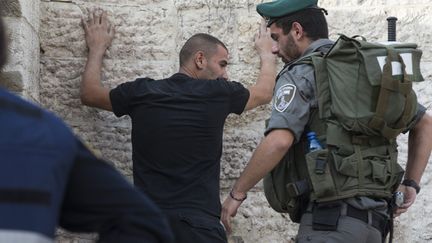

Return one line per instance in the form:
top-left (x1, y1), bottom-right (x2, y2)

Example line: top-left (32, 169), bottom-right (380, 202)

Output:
top-left (387, 17), bottom-right (398, 41)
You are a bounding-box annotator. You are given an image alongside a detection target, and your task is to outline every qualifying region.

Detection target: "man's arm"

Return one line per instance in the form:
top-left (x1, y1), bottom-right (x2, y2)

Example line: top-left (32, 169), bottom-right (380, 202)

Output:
top-left (243, 20), bottom-right (277, 111)
top-left (80, 10), bottom-right (115, 111)
top-left (221, 129), bottom-right (294, 233)
top-left (395, 112), bottom-right (432, 216)
top-left (405, 112), bottom-right (432, 183)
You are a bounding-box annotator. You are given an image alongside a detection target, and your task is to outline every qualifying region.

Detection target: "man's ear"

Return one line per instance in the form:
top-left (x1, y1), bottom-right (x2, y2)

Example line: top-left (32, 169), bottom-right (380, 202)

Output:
top-left (291, 22), bottom-right (304, 40)
top-left (194, 51), bottom-right (207, 70)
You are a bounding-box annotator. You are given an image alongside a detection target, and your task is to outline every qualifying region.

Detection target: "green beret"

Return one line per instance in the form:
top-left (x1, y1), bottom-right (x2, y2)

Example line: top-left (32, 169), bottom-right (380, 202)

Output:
top-left (257, 0), bottom-right (319, 26)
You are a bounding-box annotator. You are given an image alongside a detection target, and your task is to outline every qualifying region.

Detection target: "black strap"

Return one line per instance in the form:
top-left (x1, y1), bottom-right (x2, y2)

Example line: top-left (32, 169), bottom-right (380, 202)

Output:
top-left (385, 199), bottom-right (398, 243)
top-left (286, 180), bottom-right (310, 197)
top-left (314, 159), bottom-right (326, 174)
top-left (312, 202), bottom-right (342, 231)
top-left (310, 203), bottom-right (389, 237)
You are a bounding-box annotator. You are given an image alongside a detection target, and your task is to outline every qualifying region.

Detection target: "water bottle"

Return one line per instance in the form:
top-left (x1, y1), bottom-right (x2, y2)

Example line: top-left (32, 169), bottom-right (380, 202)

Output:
top-left (307, 131), bottom-right (322, 152)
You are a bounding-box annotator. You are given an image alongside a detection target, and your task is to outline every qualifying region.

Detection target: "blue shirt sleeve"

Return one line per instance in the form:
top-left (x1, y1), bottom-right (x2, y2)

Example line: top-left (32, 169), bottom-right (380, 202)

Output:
top-left (59, 139), bottom-right (174, 243)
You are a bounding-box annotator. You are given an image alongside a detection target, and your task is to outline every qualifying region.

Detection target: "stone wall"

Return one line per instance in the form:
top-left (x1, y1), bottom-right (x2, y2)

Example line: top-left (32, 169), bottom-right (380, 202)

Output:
top-left (4, 0), bottom-right (432, 242)
top-left (0, 0), bottom-right (40, 101)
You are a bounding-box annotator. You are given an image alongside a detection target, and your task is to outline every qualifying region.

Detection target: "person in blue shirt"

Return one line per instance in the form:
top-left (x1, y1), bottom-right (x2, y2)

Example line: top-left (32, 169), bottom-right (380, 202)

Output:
top-left (0, 9), bottom-right (173, 243)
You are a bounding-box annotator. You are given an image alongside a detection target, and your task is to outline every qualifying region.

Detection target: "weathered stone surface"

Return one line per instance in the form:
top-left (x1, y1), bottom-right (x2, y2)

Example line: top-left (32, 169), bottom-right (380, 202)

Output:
top-left (0, 0), bottom-right (22, 17)
top-left (20, 0), bottom-right (40, 31)
top-left (41, 1), bottom-right (178, 61)
top-left (223, 191), bottom-right (298, 243)
top-left (321, 0), bottom-right (432, 6)
top-left (0, 70), bottom-right (23, 92)
top-left (174, 0), bottom-right (260, 10)
top-left (2, 7), bottom-right (40, 101)
top-left (0, 0), bottom-right (40, 31)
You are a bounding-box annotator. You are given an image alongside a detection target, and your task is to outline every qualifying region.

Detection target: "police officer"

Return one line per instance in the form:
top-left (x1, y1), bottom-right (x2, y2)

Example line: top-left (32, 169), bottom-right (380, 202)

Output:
top-left (0, 10), bottom-right (173, 243)
top-left (221, 0), bottom-right (432, 242)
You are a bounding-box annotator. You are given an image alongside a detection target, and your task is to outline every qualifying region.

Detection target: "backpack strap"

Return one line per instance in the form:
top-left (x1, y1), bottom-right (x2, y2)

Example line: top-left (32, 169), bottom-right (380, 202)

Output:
top-left (368, 48), bottom-right (416, 139)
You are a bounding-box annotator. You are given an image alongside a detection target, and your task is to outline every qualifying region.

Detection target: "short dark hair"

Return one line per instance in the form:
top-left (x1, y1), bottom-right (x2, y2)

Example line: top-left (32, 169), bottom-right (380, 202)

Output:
top-left (0, 13), bottom-right (7, 70)
top-left (179, 33), bottom-right (227, 67)
top-left (274, 8), bottom-right (328, 41)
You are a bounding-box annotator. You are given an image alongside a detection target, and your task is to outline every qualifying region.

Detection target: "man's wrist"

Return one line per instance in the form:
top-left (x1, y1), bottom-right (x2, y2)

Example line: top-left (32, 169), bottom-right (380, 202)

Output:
top-left (402, 179), bottom-right (421, 194)
top-left (260, 54), bottom-right (277, 63)
top-left (88, 48), bottom-right (106, 58)
top-left (229, 189), bottom-right (247, 202)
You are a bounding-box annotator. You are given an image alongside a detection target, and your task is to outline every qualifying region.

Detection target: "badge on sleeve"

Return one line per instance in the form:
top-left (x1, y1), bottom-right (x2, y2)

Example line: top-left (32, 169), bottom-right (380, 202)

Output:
top-left (275, 84), bottom-right (296, 112)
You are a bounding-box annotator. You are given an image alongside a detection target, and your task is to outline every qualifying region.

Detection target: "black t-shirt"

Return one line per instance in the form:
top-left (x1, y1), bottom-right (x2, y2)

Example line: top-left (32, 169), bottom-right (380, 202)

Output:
top-left (110, 73), bottom-right (250, 217)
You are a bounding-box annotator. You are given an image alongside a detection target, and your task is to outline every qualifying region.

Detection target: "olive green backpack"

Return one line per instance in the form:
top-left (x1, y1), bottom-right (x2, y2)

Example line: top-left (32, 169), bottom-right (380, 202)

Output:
top-left (263, 35), bottom-right (424, 222)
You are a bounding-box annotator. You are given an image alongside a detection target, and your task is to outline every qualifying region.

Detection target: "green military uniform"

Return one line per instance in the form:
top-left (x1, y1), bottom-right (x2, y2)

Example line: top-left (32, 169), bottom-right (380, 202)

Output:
top-left (266, 39), bottom-right (333, 142)
top-left (257, 0), bottom-right (426, 242)
top-left (267, 37), bottom-right (388, 243)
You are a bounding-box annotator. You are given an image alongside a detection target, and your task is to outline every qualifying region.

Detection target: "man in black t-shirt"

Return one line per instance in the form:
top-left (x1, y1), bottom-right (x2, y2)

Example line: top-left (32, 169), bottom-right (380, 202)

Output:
top-left (80, 10), bottom-right (276, 243)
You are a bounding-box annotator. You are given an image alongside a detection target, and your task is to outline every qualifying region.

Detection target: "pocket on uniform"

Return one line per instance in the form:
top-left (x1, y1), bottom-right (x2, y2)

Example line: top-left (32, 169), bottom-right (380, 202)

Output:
top-left (305, 149), bottom-right (337, 200)
top-left (332, 145), bottom-right (404, 195)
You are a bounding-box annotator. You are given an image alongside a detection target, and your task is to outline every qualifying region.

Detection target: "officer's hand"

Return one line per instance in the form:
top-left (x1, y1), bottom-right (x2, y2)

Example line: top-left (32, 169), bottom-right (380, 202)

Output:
top-left (394, 185), bottom-right (417, 217)
top-left (255, 19), bottom-right (276, 62)
top-left (82, 8), bottom-right (115, 56)
top-left (221, 195), bottom-right (243, 235)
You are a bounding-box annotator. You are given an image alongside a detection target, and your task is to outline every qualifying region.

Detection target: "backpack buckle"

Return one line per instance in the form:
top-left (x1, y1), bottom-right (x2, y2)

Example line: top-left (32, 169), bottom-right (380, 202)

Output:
top-left (286, 180), bottom-right (310, 197)
top-left (315, 159), bottom-right (326, 174)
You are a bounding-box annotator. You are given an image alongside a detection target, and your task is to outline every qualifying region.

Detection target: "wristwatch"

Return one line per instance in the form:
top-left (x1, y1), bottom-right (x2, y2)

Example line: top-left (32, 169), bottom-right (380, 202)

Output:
top-left (402, 179), bottom-right (421, 194)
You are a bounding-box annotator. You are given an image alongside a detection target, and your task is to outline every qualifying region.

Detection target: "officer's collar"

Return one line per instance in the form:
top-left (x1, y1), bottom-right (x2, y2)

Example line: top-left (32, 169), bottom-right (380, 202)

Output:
top-left (278, 39), bottom-right (334, 77)
top-left (302, 38), bottom-right (334, 57)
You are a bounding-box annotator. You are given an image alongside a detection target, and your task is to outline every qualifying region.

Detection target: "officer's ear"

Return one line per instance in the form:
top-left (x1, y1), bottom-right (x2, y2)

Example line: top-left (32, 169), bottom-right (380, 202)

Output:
top-left (194, 51), bottom-right (207, 70)
top-left (291, 22), bottom-right (305, 40)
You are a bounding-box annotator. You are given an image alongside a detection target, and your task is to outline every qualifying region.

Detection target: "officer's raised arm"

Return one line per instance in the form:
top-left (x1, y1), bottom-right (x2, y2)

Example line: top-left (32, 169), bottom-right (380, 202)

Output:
top-left (243, 19), bottom-right (277, 111)
top-left (80, 9), bottom-right (115, 111)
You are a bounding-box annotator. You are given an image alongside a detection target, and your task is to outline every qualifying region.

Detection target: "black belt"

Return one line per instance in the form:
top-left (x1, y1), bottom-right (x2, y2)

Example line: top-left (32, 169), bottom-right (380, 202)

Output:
top-left (309, 202), bottom-right (389, 237)
top-left (346, 204), bottom-right (388, 237)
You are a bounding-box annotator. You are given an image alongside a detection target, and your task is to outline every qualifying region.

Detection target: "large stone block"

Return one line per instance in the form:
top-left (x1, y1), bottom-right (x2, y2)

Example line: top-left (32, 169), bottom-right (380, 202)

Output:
top-left (0, 70), bottom-right (23, 92)
top-left (321, 0), bottom-right (432, 7)
top-left (71, 124), bottom-right (134, 178)
top-left (176, 7), bottom-right (238, 56)
top-left (0, 0), bottom-right (22, 17)
top-left (40, 57), bottom-right (175, 120)
top-left (1, 0), bottom-right (40, 31)
top-left (174, 0), bottom-right (261, 10)
top-left (421, 62), bottom-right (432, 81)
top-left (41, 1), bottom-right (177, 61)
top-left (20, 0), bottom-right (40, 32)
top-left (2, 16), bottom-right (40, 100)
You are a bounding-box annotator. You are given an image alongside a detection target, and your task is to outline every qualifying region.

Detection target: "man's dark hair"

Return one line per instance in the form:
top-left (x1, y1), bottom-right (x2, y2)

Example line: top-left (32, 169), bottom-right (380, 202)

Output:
top-left (0, 13), bottom-right (7, 70)
top-left (275, 8), bottom-right (328, 41)
top-left (179, 33), bottom-right (228, 67)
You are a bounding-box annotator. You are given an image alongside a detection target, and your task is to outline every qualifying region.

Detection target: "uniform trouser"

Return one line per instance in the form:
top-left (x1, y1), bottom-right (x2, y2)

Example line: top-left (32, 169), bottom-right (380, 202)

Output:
top-left (296, 203), bottom-right (384, 243)
top-left (163, 209), bottom-right (227, 243)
